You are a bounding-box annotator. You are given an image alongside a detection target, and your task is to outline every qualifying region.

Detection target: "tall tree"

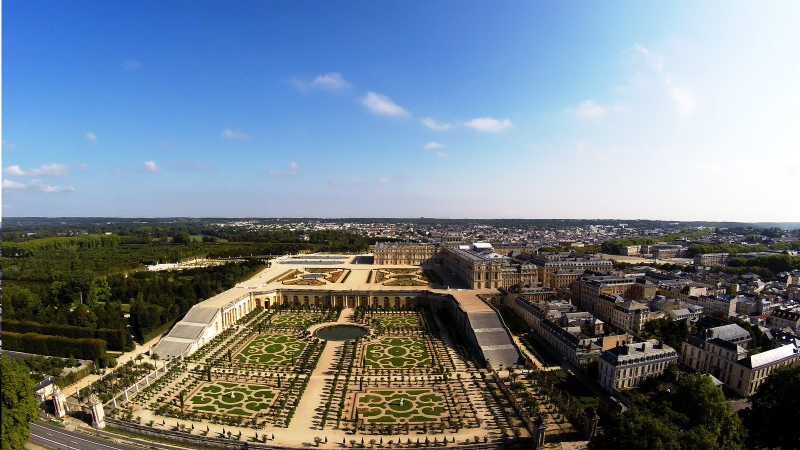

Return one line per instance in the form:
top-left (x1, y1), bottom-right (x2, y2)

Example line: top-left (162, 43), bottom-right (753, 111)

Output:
top-left (745, 361), bottom-right (800, 450)
top-left (1, 354), bottom-right (39, 450)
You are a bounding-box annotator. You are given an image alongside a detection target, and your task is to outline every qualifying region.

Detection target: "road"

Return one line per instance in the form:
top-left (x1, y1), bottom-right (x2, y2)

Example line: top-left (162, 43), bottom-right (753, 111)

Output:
top-left (29, 422), bottom-right (142, 450)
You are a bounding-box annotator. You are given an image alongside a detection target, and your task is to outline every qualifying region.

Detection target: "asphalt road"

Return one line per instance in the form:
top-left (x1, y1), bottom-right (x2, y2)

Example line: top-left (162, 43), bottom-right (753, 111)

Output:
top-left (29, 422), bottom-right (142, 450)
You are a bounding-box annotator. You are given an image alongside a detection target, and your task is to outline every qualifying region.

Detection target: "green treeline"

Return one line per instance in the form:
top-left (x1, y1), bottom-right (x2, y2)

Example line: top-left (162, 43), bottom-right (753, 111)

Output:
top-left (727, 254), bottom-right (800, 274)
top-left (2, 234), bottom-right (121, 257)
top-left (686, 243), bottom-right (771, 256)
top-left (1, 320), bottom-right (130, 351)
top-left (2, 331), bottom-right (108, 366)
top-left (601, 230), bottom-right (712, 254)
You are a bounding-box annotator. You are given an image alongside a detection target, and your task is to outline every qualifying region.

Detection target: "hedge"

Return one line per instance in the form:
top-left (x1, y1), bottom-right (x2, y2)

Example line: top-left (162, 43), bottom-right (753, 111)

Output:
top-left (1, 331), bottom-right (108, 366)
top-left (55, 363), bottom-right (95, 389)
top-left (1, 320), bottom-right (131, 351)
top-left (141, 319), bottom-right (177, 344)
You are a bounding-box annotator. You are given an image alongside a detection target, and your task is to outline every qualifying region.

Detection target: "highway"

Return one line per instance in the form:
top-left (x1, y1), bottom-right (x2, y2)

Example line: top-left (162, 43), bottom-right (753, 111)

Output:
top-left (29, 422), bottom-right (142, 450)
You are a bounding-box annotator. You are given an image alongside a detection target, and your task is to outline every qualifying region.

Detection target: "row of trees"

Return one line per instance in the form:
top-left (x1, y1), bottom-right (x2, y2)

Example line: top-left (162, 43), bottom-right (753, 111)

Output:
top-left (600, 230), bottom-right (713, 254)
top-left (729, 253), bottom-right (800, 273)
top-left (2, 331), bottom-right (108, 365)
top-left (2, 234), bottom-right (121, 257)
top-left (2, 320), bottom-right (131, 351)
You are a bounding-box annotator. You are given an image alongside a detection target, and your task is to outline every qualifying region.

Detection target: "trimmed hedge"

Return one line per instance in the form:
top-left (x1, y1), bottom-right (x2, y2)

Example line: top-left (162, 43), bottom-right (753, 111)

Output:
top-left (2, 331), bottom-right (108, 366)
top-left (56, 363), bottom-right (95, 389)
top-left (141, 319), bottom-right (176, 344)
top-left (1, 320), bottom-right (130, 351)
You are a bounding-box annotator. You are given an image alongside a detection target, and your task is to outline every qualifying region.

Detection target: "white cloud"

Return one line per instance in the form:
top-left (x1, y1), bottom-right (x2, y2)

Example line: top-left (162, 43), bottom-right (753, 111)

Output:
top-left (4, 164), bottom-right (70, 176)
top-left (377, 177), bottom-right (389, 183)
top-left (360, 92), bottom-right (410, 117)
top-left (464, 117), bottom-right (512, 132)
top-left (2, 179), bottom-right (26, 191)
top-left (634, 44), bottom-right (696, 117)
top-left (310, 73), bottom-right (350, 91)
top-left (86, 132), bottom-right (97, 143)
top-left (613, 104), bottom-right (631, 113)
top-left (436, 152), bottom-right (450, 158)
top-left (32, 164), bottom-right (70, 176)
top-left (76, 163), bottom-right (89, 171)
top-left (4, 165), bottom-right (26, 176)
top-left (670, 86), bottom-right (696, 117)
top-left (222, 129), bottom-right (251, 140)
top-left (424, 141), bottom-right (447, 150)
top-left (634, 44), bottom-right (663, 72)
top-left (30, 179), bottom-right (75, 193)
top-left (123, 59), bottom-right (142, 71)
top-left (291, 72), bottom-right (351, 93)
top-left (268, 162), bottom-right (300, 177)
top-left (2, 140), bottom-right (17, 151)
top-left (143, 161), bottom-right (161, 173)
top-left (420, 117), bottom-right (453, 131)
top-left (576, 100), bottom-right (608, 119)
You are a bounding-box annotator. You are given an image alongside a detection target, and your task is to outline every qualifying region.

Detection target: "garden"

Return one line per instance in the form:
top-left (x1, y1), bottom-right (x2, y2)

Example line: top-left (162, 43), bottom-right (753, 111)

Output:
top-left (355, 389), bottom-right (449, 424)
top-left (186, 381), bottom-right (277, 417)
top-left (234, 334), bottom-right (307, 366)
top-left (363, 337), bottom-right (431, 369)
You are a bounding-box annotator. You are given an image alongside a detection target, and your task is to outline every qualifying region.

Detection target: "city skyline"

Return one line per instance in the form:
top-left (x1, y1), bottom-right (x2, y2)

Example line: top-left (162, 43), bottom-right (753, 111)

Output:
top-left (3, 1), bottom-right (800, 221)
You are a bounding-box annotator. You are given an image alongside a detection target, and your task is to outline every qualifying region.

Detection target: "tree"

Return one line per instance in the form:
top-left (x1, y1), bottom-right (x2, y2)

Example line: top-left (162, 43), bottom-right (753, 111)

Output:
top-left (593, 373), bottom-right (747, 450)
top-left (668, 373), bottom-right (747, 450)
top-left (593, 407), bottom-right (682, 450)
top-left (86, 276), bottom-right (112, 310)
top-left (172, 232), bottom-right (191, 245)
top-left (1, 354), bottom-right (39, 450)
top-left (745, 361), bottom-right (800, 450)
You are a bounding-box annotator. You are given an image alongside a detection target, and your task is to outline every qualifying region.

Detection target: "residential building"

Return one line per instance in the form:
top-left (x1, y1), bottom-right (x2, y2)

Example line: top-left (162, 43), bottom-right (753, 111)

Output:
top-left (685, 294), bottom-right (738, 319)
top-left (599, 339), bottom-right (679, 392)
top-left (528, 252), bottom-right (613, 288)
top-left (769, 309), bottom-right (800, 332)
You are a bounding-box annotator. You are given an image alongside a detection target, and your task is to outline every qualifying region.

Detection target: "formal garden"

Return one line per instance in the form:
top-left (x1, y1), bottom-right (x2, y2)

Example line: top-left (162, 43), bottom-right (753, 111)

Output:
top-left (354, 389), bottom-right (449, 424)
top-left (186, 381), bottom-right (277, 417)
top-left (363, 337), bottom-right (431, 369)
top-left (234, 334), bottom-right (307, 366)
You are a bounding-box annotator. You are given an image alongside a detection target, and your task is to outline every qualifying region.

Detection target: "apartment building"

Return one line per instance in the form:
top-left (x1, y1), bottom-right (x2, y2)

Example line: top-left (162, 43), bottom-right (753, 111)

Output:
top-left (611, 300), bottom-right (651, 333)
top-left (681, 327), bottom-right (799, 397)
top-left (512, 297), bottom-right (629, 368)
top-left (572, 275), bottom-right (656, 318)
top-left (599, 339), bottom-right (679, 392)
top-left (528, 252), bottom-right (613, 288)
top-left (769, 309), bottom-right (800, 332)
top-left (685, 294), bottom-right (739, 319)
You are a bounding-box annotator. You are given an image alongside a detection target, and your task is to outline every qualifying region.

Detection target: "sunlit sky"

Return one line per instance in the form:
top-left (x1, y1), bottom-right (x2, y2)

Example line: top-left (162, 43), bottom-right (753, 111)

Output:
top-left (2, 1), bottom-right (799, 221)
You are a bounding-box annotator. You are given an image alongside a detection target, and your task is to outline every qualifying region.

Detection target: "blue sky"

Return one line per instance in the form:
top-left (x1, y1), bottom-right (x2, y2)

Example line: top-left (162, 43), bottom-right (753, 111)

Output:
top-left (3, 1), bottom-right (799, 220)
